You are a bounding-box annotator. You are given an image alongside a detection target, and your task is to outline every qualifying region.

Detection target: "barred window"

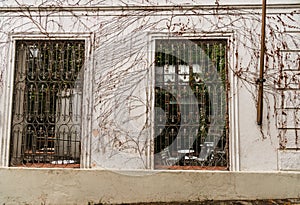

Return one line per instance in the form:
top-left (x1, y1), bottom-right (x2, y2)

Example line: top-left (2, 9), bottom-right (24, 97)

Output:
top-left (10, 40), bottom-right (85, 168)
top-left (154, 39), bottom-right (228, 170)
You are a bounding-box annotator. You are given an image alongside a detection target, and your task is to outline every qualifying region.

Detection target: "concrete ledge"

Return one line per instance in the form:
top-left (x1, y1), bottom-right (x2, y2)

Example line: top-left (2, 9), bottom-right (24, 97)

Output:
top-left (0, 168), bottom-right (299, 204)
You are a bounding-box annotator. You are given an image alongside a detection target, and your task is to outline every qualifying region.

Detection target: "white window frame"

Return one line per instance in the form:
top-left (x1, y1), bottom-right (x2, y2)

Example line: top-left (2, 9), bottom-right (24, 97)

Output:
top-left (0, 33), bottom-right (94, 168)
top-left (148, 32), bottom-right (240, 171)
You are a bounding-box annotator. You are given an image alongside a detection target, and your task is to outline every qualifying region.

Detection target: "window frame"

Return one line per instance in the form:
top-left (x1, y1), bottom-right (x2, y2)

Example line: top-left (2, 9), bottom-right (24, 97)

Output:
top-left (149, 33), bottom-right (239, 171)
top-left (1, 33), bottom-right (93, 168)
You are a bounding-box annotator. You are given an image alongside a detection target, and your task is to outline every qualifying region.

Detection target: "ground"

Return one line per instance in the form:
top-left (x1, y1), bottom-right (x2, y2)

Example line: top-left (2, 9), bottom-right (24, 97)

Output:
top-left (91, 199), bottom-right (300, 205)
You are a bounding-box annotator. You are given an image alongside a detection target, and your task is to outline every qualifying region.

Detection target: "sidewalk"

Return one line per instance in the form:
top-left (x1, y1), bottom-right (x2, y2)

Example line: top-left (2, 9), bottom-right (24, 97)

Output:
top-left (91, 199), bottom-right (300, 205)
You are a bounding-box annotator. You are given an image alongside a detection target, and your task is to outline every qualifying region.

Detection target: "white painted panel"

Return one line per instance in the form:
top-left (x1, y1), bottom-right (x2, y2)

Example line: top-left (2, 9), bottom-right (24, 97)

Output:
top-left (277, 108), bottom-right (300, 129)
top-left (281, 90), bottom-right (300, 108)
top-left (278, 150), bottom-right (300, 170)
top-left (275, 65), bottom-right (300, 89)
top-left (278, 129), bottom-right (300, 149)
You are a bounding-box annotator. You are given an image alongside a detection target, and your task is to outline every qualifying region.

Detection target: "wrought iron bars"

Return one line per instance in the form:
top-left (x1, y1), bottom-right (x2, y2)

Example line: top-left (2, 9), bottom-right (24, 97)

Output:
top-left (154, 39), bottom-right (228, 168)
top-left (10, 40), bottom-right (85, 166)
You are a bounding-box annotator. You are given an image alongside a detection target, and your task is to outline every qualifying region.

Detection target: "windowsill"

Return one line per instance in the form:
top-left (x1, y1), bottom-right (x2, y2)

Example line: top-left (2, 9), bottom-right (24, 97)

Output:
top-left (13, 163), bottom-right (80, 168)
top-left (155, 165), bottom-right (228, 171)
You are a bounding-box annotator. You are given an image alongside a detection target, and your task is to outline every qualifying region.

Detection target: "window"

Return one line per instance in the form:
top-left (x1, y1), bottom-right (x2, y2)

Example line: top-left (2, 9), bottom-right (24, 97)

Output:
top-left (10, 40), bottom-right (85, 167)
top-left (154, 39), bottom-right (228, 170)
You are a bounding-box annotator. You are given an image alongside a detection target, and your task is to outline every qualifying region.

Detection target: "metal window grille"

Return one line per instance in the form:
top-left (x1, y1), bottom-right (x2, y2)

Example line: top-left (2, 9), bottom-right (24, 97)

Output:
top-left (10, 40), bottom-right (85, 167)
top-left (154, 39), bottom-right (228, 169)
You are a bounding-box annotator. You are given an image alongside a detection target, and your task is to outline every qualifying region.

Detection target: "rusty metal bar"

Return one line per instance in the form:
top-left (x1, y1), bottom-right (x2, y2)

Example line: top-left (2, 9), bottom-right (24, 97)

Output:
top-left (10, 40), bottom-right (84, 166)
top-left (257, 0), bottom-right (267, 126)
top-left (154, 39), bottom-right (228, 168)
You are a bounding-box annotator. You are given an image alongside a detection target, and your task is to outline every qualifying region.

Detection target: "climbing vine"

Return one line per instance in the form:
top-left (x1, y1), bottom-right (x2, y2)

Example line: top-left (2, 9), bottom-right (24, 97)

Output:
top-left (0, 0), bottom-right (299, 168)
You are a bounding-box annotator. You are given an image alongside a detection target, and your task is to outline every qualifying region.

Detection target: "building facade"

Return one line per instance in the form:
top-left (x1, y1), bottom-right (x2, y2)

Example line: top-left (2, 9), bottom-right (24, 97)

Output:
top-left (0, 0), bottom-right (299, 203)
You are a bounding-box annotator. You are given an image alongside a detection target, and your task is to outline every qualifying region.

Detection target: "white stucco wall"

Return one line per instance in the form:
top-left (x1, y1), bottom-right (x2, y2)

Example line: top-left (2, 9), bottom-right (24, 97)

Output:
top-left (0, 0), bottom-right (299, 171)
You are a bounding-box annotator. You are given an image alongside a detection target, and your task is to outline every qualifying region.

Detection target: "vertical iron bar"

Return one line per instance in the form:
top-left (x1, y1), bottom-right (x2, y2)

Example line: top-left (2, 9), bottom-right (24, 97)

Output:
top-left (257, 0), bottom-right (267, 125)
